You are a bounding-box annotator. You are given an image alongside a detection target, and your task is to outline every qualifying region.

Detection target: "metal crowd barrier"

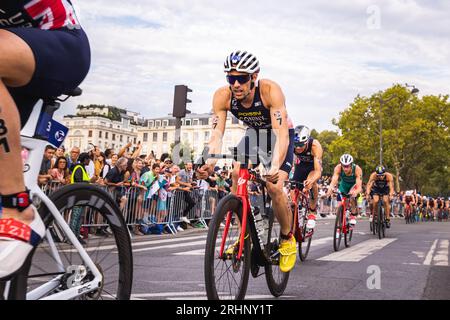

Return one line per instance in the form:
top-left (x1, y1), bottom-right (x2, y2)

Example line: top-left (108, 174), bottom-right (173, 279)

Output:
top-left (40, 181), bottom-right (221, 235)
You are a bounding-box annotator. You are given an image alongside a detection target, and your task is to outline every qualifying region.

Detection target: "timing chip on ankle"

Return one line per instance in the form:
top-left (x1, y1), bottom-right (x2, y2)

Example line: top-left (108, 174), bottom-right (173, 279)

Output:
top-left (1, 190), bottom-right (31, 212)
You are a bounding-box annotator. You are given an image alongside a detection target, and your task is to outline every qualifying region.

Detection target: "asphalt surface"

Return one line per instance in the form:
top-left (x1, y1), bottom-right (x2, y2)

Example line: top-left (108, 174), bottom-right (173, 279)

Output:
top-left (24, 215), bottom-right (450, 301)
top-left (127, 216), bottom-right (450, 300)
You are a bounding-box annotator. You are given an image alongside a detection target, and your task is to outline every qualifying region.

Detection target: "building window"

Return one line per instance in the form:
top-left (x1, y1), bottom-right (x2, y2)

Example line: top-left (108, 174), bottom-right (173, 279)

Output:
top-left (185, 119), bottom-right (191, 126)
top-left (88, 130), bottom-right (92, 137)
top-left (99, 131), bottom-right (102, 138)
top-left (134, 137), bottom-right (137, 144)
top-left (120, 135), bottom-right (123, 142)
top-left (163, 120), bottom-right (168, 127)
top-left (143, 133), bottom-right (148, 142)
top-left (105, 132), bottom-right (109, 139)
top-left (155, 120), bottom-right (161, 127)
top-left (149, 121), bottom-right (154, 128)
top-left (193, 119), bottom-right (199, 126)
top-left (153, 132), bottom-right (158, 142)
top-left (112, 133), bottom-right (116, 140)
top-left (204, 131), bottom-right (210, 141)
top-left (163, 132), bottom-right (167, 142)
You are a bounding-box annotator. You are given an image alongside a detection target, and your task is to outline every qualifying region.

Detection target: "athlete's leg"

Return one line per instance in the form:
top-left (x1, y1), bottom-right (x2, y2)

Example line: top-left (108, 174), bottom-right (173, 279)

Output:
top-left (372, 194), bottom-right (380, 221)
top-left (266, 171), bottom-right (292, 236)
top-left (0, 30), bottom-right (36, 224)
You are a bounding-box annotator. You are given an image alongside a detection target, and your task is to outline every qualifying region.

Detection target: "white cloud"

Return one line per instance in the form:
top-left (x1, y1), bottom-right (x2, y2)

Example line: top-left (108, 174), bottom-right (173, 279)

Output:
top-left (58, 0), bottom-right (450, 131)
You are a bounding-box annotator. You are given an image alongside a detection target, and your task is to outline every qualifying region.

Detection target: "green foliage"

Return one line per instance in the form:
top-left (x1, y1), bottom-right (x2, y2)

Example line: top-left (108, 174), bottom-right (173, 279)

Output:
top-left (328, 84), bottom-right (449, 196)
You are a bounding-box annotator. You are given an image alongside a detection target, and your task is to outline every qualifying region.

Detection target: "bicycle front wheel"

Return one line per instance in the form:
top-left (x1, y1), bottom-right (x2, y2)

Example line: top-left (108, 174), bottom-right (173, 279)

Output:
top-left (377, 202), bottom-right (383, 239)
top-left (264, 209), bottom-right (289, 297)
top-left (8, 184), bottom-right (133, 300)
top-left (204, 194), bottom-right (250, 300)
top-left (333, 206), bottom-right (343, 251)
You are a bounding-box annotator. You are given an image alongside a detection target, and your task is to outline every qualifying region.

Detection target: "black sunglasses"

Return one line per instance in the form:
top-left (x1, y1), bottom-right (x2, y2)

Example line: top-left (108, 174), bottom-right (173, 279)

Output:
top-left (294, 142), bottom-right (306, 148)
top-left (226, 74), bottom-right (251, 85)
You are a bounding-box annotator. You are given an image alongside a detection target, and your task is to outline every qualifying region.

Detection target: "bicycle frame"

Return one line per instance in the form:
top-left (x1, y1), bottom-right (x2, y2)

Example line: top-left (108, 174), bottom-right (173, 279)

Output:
top-left (218, 166), bottom-right (270, 264)
top-left (339, 195), bottom-right (351, 234)
top-left (5, 100), bottom-right (103, 300)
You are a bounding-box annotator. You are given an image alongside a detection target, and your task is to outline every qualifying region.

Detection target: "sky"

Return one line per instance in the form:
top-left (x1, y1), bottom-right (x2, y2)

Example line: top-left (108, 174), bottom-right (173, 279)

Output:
top-left (57, 0), bottom-right (450, 131)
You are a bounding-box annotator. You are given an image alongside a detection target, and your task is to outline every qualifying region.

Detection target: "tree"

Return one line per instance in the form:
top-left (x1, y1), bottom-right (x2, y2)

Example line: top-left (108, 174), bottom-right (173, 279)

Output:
top-left (330, 84), bottom-right (449, 196)
top-left (170, 140), bottom-right (194, 168)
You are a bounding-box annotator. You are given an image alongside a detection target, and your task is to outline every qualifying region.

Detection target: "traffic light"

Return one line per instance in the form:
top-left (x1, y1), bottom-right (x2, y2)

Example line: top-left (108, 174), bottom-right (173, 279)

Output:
top-left (173, 85), bottom-right (192, 118)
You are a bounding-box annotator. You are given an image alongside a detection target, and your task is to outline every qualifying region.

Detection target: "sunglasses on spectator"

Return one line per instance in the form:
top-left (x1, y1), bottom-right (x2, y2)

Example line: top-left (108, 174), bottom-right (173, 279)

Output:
top-left (226, 74), bottom-right (251, 85)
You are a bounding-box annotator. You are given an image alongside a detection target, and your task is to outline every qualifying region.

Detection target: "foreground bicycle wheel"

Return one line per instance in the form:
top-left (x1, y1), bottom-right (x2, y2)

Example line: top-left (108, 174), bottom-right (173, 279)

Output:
top-left (204, 194), bottom-right (250, 300)
top-left (264, 210), bottom-right (289, 297)
top-left (6, 184), bottom-right (133, 300)
top-left (333, 206), bottom-right (343, 251)
top-left (344, 213), bottom-right (353, 247)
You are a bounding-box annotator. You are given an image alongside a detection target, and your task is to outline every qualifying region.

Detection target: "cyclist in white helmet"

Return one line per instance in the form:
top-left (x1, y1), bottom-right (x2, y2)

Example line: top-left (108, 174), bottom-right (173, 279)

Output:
top-left (196, 50), bottom-right (297, 272)
top-left (326, 154), bottom-right (363, 225)
top-left (291, 125), bottom-right (324, 229)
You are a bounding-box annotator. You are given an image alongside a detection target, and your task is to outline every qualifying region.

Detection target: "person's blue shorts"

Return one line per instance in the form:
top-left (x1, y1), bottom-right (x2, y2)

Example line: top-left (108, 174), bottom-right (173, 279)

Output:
top-left (4, 27), bottom-right (91, 127)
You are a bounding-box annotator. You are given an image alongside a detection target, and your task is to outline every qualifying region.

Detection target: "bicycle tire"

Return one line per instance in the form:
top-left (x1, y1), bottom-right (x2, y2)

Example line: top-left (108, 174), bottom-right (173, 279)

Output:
top-left (204, 194), bottom-right (250, 300)
top-left (377, 202), bottom-right (383, 239)
top-left (264, 208), bottom-right (289, 297)
top-left (8, 184), bottom-right (133, 300)
top-left (344, 212), bottom-right (353, 247)
top-left (333, 206), bottom-right (343, 251)
top-left (299, 209), bottom-right (312, 261)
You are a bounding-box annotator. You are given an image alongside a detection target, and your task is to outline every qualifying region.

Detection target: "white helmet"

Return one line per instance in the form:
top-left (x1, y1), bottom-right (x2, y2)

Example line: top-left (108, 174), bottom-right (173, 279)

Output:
top-left (224, 50), bottom-right (260, 74)
top-left (294, 125), bottom-right (310, 144)
top-left (340, 154), bottom-right (353, 166)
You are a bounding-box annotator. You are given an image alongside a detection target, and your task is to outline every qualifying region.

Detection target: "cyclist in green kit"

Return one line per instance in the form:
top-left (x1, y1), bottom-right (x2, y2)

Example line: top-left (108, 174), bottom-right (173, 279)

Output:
top-left (326, 154), bottom-right (363, 225)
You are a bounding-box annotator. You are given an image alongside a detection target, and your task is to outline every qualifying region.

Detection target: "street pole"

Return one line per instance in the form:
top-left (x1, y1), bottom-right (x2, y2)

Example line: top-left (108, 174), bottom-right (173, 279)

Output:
top-left (379, 97), bottom-right (383, 166)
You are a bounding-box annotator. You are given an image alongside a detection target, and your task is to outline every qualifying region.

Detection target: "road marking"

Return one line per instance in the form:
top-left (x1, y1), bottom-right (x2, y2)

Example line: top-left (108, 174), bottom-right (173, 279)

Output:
top-left (423, 239), bottom-right (438, 265)
top-left (433, 239), bottom-right (449, 266)
top-left (317, 238), bottom-right (397, 262)
top-left (175, 236), bottom-right (334, 256)
top-left (133, 240), bottom-right (206, 253)
top-left (60, 234), bottom-right (208, 253)
top-left (129, 292), bottom-right (296, 300)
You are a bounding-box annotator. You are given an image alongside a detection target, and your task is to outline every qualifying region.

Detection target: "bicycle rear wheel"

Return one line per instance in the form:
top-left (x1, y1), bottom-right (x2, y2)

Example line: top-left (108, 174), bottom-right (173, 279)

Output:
top-left (264, 209), bottom-right (289, 297)
top-left (204, 194), bottom-right (250, 300)
top-left (7, 184), bottom-right (133, 300)
top-left (333, 206), bottom-right (343, 251)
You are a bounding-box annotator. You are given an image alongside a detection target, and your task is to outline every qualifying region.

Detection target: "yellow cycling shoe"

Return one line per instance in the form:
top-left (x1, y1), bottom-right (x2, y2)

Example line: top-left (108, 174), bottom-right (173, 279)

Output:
top-left (278, 234), bottom-right (297, 273)
top-left (225, 234), bottom-right (249, 255)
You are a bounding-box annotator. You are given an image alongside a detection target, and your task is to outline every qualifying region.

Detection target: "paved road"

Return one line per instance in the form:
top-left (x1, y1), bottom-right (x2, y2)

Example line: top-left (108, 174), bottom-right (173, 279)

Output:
top-left (128, 216), bottom-right (450, 300)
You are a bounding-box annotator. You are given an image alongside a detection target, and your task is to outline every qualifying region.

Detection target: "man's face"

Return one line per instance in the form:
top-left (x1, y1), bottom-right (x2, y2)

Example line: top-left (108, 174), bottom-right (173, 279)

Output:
top-left (294, 145), bottom-right (307, 154)
top-left (342, 164), bottom-right (352, 174)
top-left (70, 148), bottom-right (80, 160)
top-left (153, 166), bottom-right (161, 175)
top-left (45, 148), bottom-right (55, 160)
top-left (227, 70), bottom-right (256, 100)
top-left (56, 148), bottom-right (65, 157)
top-left (136, 160), bottom-right (144, 170)
top-left (118, 161), bottom-right (128, 172)
top-left (185, 163), bottom-right (193, 171)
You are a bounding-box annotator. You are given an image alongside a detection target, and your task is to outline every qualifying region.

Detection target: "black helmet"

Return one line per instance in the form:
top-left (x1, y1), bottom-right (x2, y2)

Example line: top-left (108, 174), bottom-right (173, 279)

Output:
top-left (78, 152), bottom-right (90, 164)
top-left (375, 165), bottom-right (385, 175)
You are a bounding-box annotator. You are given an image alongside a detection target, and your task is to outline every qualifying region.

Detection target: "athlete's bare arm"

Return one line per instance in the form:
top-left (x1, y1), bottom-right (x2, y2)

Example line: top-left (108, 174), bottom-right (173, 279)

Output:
top-left (387, 172), bottom-right (395, 198)
top-left (366, 172), bottom-right (376, 197)
top-left (304, 140), bottom-right (323, 189)
top-left (196, 87), bottom-right (229, 179)
top-left (260, 80), bottom-right (289, 175)
top-left (352, 165), bottom-right (363, 196)
top-left (326, 164), bottom-right (341, 197)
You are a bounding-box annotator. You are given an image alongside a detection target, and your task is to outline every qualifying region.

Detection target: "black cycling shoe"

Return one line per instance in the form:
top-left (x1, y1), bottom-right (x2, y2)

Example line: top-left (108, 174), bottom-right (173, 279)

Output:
top-left (386, 220), bottom-right (391, 228)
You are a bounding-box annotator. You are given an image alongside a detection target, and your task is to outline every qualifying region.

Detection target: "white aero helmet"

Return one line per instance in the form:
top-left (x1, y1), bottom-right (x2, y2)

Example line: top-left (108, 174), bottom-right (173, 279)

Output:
top-left (340, 154), bottom-right (354, 166)
top-left (294, 125), bottom-right (310, 144)
top-left (224, 50), bottom-right (260, 74)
